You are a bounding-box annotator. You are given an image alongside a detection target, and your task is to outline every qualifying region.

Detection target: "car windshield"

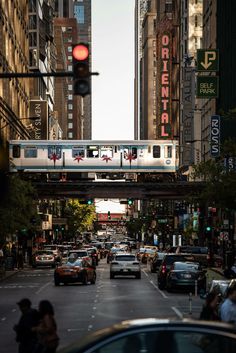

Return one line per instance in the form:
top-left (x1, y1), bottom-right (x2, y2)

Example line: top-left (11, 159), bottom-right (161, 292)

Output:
top-left (164, 255), bottom-right (194, 265)
top-left (44, 246), bottom-right (58, 251)
top-left (35, 251), bottom-right (54, 256)
top-left (115, 255), bottom-right (136, 261)
top-left (67, 259), bottom-right (82, 266)
top-left (173, 262), bottom-right (200, 271)
top-left (69, 251), bottom-right (88, 258)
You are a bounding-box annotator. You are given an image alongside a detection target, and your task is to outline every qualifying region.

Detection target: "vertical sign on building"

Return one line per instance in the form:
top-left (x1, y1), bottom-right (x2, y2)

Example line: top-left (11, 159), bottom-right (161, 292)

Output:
top-left (29, 100), bottom-right (48, 139)
top-left (157, 31), bottom-right (172, 138)
top-left (210, 115), bottom-right (221, 157)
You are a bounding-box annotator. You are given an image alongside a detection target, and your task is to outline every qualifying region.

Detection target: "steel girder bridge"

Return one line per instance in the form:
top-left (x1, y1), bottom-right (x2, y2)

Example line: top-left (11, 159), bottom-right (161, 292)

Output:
top-left (32, 181), bottom-right (205, 200)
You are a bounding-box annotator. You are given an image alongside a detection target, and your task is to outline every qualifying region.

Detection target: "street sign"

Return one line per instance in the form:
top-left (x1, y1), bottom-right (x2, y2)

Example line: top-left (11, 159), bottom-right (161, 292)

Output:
top-left (196, 76), bottom-right (218, 98)
top-left (210, 115), bottom-right (221, 157)
top-left (197, 49), bottom-right (219, 71)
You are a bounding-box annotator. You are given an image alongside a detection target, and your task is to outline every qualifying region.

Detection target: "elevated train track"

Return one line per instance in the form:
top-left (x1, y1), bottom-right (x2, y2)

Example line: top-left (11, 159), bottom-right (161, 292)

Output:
top-left (32, 180), bottom-right (206, 200)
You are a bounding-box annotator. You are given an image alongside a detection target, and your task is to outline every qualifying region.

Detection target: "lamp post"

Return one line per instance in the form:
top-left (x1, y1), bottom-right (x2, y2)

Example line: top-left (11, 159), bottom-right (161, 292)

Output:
top-left (185, 139), bottom-right (209, 164)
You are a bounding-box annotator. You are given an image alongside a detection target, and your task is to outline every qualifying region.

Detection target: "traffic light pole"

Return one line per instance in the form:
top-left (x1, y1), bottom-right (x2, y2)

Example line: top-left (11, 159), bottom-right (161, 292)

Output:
top-left (0, 71), bottom-right (99, 79)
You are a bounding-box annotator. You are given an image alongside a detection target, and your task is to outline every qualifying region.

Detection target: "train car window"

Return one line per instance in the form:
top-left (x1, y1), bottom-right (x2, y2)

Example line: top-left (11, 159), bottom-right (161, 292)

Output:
top-left (12, 145), bottom-right (21, 158)
top-left (48, 146), bottom-right (62, 159)
top-left (164, 145), bottom-right (172, 158)
top-left (24, 147), bottom-right (37, 158)
top-left (101, 146), bottom-right (113, 158)
top-left (87, 145), bottom-right (99, 158)
top-left (153, 145), bottom-right (160, 158)
top-left (123, 148), bottom-right (129, 159)
top-left (72, 146), bottom-right (85, 157)
top-left (131, 147), bottom-right (137, 158)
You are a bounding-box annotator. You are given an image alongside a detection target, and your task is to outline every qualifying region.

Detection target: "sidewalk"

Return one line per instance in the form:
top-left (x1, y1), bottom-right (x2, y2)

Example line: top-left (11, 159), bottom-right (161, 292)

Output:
top-left (0, 264), bottom-right (32, 281)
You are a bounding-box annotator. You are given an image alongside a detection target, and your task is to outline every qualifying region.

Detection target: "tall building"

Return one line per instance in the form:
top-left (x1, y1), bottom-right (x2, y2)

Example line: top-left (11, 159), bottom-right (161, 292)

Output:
top-left (140, 0), bottom-right (157, 140)
top-left (55, 0), bottom-right (92, 140)
top-left (179, 0), bottom-right (203, 168)
top-left (134, 0), bottom-right (148, 140)
top-left (0, 0), bottom-right (30, 142)
top-left (28, 0), bottom-right (57, 140)
top-left (201, 0), bottom-right (236, 153)
top-left (54, 18), bottom-right (82, 139)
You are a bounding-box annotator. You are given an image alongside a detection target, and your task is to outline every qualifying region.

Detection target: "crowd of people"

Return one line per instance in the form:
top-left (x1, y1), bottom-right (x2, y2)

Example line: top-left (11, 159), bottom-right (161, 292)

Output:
top-left (200, 283), bottom-right (236, 324)
top-left (14, 298), bottom-right (59, 353)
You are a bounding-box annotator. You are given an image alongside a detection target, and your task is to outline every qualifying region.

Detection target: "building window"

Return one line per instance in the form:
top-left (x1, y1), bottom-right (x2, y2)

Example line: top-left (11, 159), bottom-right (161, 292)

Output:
top-left (68, 64), bottom-right (72, 71)
top-left (68, 113), bottom-right (73, 120)
top-left (68, 104), bottom-right (73, 110)
top-left (68, 132), bottom-right (73, 139)
top-left (68, 46), bottom-right (72, 52)
top-left (68, 84), bottom-right (73, 91)
top-left (68, 94), bottom-right (73, 100)
top-left (195, 15), bottom-right (198, 27)
top-left (74, 4), bottom-right (85, 24)
top-left (68, 122), bottom-right (73, 129)
top-left (68, 55), bottom-right (72, 61)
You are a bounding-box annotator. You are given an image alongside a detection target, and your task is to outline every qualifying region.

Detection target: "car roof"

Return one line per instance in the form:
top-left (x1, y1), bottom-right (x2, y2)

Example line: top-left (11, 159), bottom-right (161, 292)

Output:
top-left (59, 318), bottom-right (236, 353)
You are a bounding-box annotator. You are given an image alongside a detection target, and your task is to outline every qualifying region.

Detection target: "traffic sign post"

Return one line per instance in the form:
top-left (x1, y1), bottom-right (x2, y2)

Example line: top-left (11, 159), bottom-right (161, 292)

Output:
top-left (197, 49), bottom-right (219, 71)
top-left (196, 76), bottom-right (219, 98)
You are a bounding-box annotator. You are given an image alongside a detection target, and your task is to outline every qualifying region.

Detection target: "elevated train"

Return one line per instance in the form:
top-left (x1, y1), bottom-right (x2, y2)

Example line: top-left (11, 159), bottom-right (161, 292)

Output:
top-left (9, 140), bottom-right (179, 182)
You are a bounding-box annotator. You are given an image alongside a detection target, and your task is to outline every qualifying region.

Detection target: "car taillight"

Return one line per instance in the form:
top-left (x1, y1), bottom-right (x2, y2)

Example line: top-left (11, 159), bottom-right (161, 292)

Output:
top-left (161, 264), bottom-right (167, 273)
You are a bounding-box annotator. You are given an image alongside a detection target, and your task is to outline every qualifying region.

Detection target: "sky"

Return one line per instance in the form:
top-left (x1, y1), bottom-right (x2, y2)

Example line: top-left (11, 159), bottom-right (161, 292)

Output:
top-left (91, 0), bottom-right (135, 140)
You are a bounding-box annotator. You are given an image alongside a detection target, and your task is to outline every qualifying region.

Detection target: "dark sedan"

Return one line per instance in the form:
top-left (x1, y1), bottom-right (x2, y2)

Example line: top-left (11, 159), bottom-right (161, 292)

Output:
top-left (166, 261), bottom-right (207, 293)
top-left (54, 258), bottom-right (96, 286)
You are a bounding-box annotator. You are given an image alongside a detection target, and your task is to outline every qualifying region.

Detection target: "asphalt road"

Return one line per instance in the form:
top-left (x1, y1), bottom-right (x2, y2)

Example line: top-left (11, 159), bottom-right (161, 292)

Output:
top-left (0, 258), bottom-right (204, 353)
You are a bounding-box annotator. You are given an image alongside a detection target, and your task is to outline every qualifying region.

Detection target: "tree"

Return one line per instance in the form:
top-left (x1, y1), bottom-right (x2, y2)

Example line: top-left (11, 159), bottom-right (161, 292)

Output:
top-left (0, 175), bottom-right (38, 244)
top-left (64, 199), bottom-right (96, 237)
top-left (190, 141), bottom-right (236, 210)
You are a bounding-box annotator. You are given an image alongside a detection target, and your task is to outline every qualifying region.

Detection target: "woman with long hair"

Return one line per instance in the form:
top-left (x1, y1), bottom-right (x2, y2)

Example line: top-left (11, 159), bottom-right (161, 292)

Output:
top-left (33, 300), bottom-right (59, 353)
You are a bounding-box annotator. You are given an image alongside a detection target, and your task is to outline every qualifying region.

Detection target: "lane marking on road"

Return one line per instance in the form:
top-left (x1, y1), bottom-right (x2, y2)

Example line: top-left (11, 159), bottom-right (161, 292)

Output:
top-left (95, 294), bottom-right (99, 298)
top-left (67, 328), bottom-right (85, 332)
top-left (93, 306), bottom-right (96, 310)
top-left (94, 299), bottom-right (97, 303)
top-left (88, 324), bottom-right (93, 331)
top-left (12, 309), bottom-right (16, 312)
top-left (35, 281), bottom-right (52, 295)
top-left (143, 269), bottom-right (168, 299)
top-left (1, 317), bottom-right (6, 321)
top-left (91, 315), bottom-right (95, 319)
top-left (172, 307), bottom-right (183, 318)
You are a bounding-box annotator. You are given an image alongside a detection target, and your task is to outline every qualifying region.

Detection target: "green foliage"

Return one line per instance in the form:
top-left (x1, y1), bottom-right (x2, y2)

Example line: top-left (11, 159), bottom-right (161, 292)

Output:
top-left (64, 199), bottom-right (96, 235)
top-left (190, 140), bottom-right (236, 210)
top-left (0, 175), bottom-right (38, 242)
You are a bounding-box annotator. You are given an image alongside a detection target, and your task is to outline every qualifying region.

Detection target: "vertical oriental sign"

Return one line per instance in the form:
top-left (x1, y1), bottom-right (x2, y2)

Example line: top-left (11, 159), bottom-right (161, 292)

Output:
top-left (157, 32), bottom-right (172, 139)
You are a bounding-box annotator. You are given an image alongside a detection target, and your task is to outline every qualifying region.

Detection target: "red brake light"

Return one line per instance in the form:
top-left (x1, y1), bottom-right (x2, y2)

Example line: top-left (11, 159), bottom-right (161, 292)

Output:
top-left (161, 264), bottom-right (167, 273)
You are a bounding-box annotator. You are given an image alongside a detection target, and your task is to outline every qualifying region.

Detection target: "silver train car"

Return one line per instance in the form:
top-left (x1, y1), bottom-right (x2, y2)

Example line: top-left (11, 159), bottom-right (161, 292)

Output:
top-left (9, 140), bottom-right (179, 181)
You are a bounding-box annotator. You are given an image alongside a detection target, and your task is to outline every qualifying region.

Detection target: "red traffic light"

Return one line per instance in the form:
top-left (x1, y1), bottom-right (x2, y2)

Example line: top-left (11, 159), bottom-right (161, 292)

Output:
top-left (72, 44), bottom-right (89, 61)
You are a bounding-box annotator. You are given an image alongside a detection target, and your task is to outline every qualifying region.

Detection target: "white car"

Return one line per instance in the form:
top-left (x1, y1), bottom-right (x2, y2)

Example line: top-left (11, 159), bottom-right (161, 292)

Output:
top-left (110, 253), bottom-right (141, 279)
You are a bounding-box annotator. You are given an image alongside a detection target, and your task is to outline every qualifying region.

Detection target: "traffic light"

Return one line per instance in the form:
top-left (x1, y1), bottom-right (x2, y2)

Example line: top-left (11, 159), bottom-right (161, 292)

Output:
top-left (127, 198), bottom-right (133, 206)
top-left (206, 226), bottom-right (212, 232)
top-left (72, 43), bottom-right (91, 97)
top-left (79, 198), bottom-right (94, 205)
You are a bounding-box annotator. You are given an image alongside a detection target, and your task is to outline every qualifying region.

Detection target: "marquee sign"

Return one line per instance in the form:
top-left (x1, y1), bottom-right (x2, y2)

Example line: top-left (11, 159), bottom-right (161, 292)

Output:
top-left (157, 32), bottom-right (172, 139)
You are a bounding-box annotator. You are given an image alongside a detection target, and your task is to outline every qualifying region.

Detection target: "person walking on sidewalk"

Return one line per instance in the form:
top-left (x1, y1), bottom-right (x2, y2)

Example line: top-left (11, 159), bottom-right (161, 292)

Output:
top-left (220, 283), bottom-right (236, 325)
top-left (13, 298), bottom-right (40, 353)
top-left (200, 291), bottom-right (221, 321)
